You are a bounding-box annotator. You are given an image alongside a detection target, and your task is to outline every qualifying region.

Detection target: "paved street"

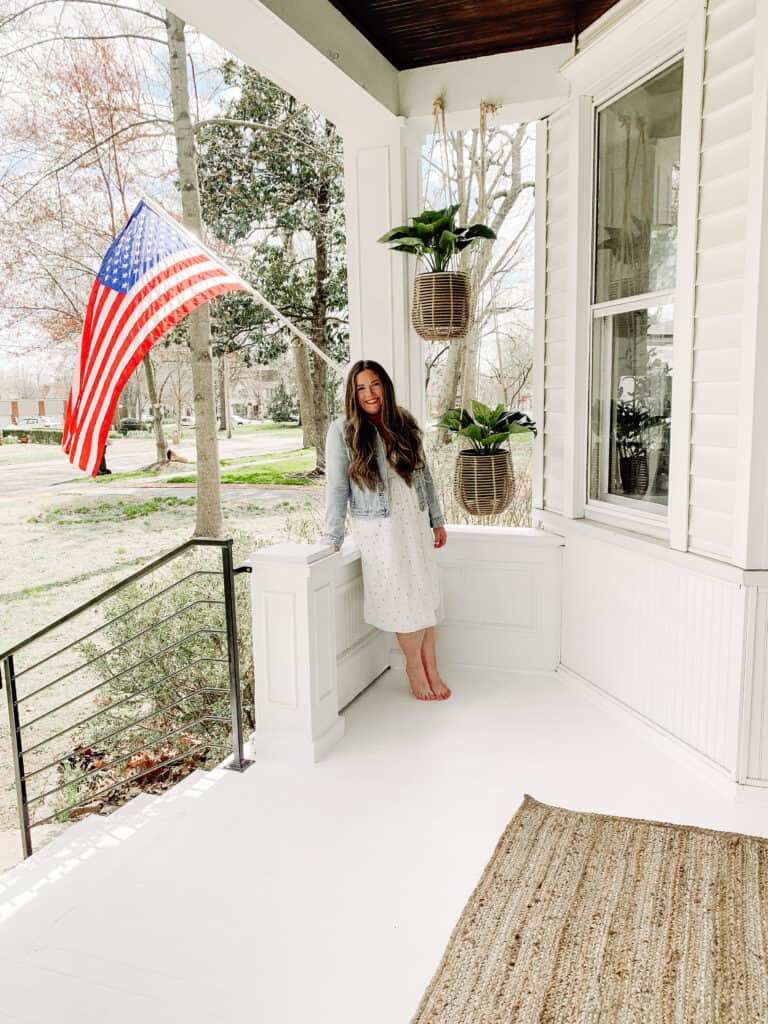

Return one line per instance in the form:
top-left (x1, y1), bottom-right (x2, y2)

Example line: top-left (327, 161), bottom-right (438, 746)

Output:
top-left (0, 429), bottom-right (305, 501)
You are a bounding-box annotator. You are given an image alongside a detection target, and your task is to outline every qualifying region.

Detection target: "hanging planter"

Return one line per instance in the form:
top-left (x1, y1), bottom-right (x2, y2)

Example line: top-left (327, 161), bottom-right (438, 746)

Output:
top-left (378, 206), bottom-right (495, 342)
top-left (439, 402), bottom-right (537, 518)
top-left (412, 270), bottom-right (472, 340)
top-left (454, 448), bottom-right (514, 516)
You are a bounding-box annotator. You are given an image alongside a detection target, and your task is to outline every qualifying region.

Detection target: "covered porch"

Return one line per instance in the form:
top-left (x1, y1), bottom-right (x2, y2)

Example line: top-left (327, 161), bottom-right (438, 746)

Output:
top-left (1, 657), bottom-right (765, 1022)
top-left (162, 0), bottom-right (768, 792)
top-left (3, 0), bottom-right (768, 1017)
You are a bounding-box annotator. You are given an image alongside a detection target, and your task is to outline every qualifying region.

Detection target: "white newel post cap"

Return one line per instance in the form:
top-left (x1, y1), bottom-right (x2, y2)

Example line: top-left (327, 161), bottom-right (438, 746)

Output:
top-left (249, 543), bottom-right (344, 763)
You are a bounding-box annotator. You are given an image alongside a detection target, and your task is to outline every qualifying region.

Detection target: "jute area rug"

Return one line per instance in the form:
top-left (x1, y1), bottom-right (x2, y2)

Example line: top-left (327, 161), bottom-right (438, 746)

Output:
top-left (412, 795), bottom-right (768, 1023)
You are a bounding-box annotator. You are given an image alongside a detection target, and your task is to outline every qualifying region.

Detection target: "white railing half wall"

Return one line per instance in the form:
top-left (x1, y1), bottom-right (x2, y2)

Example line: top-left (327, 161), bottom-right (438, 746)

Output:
top-left (248, 527), bottom-right (564, 761)
top-left (386, 526), bottom-right (564, 675)
top-left (247, 525), bottom-right (768, 788)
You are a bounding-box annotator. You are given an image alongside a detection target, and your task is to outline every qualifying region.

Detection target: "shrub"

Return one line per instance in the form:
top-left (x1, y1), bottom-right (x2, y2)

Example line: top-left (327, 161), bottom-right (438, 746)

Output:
top-left (118, 418), bottom-right (150, 433)
top-left (2, 427), bottom-right (63, 444)
top-left (267, 382), bottom-right (299, 423)
top-left (54, 535), bottom-right (258, 817)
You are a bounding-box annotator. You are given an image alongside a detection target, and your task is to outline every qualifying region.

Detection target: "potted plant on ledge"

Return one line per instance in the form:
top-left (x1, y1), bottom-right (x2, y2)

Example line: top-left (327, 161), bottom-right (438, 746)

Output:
top-left (378, 205), bottom-right (496, 341)
top-left (615, 401), bottom-right (650, 497)
top-left (439, 401), bottom-right (537, 516)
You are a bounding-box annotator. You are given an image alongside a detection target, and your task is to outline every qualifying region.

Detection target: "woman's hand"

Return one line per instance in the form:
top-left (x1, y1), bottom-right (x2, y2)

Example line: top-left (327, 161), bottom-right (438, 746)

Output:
top-left (433, 527), bottom-right (447, 549)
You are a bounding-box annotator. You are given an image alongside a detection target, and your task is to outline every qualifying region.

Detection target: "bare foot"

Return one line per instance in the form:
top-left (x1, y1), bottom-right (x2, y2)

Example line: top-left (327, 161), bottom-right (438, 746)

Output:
top-left (427, 673), bottom-right (452, 700)
top-left (421, 651), bottom-right (451, 699)
top-left (406, 662), bottom-right (436, 701)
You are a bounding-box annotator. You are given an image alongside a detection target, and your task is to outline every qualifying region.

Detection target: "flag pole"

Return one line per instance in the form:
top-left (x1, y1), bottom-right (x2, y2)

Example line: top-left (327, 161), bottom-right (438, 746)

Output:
top-left (138, 194), bottom-right (349, 378)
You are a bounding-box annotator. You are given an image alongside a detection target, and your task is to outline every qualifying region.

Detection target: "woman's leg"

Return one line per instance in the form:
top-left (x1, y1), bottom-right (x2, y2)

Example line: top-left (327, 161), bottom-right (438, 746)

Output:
top-left (421, 626), bottom-right (451, 699)
top-left (396, 628), bottom-right (435, 700)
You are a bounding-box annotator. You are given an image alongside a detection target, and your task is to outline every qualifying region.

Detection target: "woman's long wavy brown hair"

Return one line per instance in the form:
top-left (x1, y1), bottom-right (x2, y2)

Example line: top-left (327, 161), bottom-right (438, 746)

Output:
top-left (344, 360), bottom-right (425, 490)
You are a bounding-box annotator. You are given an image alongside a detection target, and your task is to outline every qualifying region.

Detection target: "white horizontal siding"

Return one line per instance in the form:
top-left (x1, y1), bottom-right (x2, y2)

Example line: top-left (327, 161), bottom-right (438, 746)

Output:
top-left (693, 346), bottom-right (742, 381)
top-left (697, 168), bottom-right (749, 216)
top-left (542, 107), bottom-right (569, 514)
top-left (688, 0), bottom-right (755, 560)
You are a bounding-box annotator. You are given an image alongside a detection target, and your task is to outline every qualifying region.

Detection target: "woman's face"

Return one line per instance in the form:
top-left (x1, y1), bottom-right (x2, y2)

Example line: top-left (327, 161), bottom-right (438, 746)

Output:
top-left (355, 369), bottom-right (383, 417)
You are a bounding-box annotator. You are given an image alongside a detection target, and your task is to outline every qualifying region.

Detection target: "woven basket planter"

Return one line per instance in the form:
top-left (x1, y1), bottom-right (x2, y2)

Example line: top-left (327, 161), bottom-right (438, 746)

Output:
top-left (454, 449), bottom-right (514, 517)
top-left (619, 451), bottom-right (649, 497)
top-left (412, 271), bottom-right (472, 341)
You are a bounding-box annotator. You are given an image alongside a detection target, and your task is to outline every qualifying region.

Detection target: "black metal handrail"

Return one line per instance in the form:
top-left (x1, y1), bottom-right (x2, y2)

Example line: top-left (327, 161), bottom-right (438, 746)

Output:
top-left (1, 537), bottom-right (253, 858)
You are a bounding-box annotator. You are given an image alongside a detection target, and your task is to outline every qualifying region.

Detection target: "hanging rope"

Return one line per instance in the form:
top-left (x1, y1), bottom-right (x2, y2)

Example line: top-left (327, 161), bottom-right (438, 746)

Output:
top-left (459, 100), bottom-right (500, 417)
top-left (423, 95), bottom-right (452, 210)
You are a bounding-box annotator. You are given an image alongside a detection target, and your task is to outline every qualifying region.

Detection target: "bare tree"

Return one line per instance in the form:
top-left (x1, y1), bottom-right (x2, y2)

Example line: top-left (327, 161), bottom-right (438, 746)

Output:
top-left (423, 123), bottom-right (536, 426)
top-left (0, 3), bottom-right (228, 534)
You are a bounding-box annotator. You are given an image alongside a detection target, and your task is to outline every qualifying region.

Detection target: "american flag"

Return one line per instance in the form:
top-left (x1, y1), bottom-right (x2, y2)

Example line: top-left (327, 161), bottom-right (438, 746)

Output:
top-left (63, 200), bottom-right (247, 475)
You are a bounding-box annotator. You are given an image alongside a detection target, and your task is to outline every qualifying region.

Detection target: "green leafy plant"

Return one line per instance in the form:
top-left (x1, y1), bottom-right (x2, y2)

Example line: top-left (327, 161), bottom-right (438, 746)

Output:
top-left (378, 205), bottom-right (496, 273)
top-left (615, 402), bottom-right (651, 457)
top-left (439, 401), bottom-right (537, 453)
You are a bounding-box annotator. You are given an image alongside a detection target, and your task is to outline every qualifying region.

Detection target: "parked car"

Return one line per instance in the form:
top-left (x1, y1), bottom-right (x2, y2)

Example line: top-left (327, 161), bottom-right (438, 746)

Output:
top-left (181, 415), bottom-right (196, 425)
top-left (118, 417), bottom-right (150, 433)
top-left (17, 415), bottom-right (54, 429)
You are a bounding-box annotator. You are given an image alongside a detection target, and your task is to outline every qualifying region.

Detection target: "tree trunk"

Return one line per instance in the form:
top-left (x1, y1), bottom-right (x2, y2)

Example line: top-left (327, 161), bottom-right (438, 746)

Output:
top-left (166, 11), bottom-right (223, 538)
top-left (142, 353), bottom-right (167, 463)
top-left (282, 231), bottom-right (314, 448)
top-left (218, 356), bottom-right (231, 437)
top-left (224, 354), bottom-right (232, 437)
top-left (460, 321), bottom-right (482, 408)
top-left (309, 137), bottom-right (332, 475)
top-left (291, 337), bottom-right (314, 447)
top-left (436, 334), bottom-right (465, 442)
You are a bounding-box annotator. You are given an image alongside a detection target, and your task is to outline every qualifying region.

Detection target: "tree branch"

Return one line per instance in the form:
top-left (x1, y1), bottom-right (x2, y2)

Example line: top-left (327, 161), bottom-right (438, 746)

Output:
top-left (4, 118), bottom-right (171, 210)
top-left (0, 1), bottom-right (166, 31)
top-left (1, 35), bottom-right (167, 61)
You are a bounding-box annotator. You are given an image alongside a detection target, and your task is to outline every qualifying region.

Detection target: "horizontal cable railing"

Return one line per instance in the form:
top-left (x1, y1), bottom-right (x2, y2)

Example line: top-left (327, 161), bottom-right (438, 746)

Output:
top-left (1, 538), bottom-right (253, 858)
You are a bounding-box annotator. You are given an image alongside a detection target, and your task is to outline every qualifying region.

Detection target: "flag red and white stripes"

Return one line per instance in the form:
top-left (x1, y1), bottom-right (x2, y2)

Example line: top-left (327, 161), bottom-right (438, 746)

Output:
top-left (63, 201), bottom-right (246, 475)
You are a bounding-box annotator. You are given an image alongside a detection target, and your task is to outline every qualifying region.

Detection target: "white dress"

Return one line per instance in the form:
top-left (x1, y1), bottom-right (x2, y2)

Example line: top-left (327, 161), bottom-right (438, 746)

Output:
top-left (351, 463), bottom-right (442, 633)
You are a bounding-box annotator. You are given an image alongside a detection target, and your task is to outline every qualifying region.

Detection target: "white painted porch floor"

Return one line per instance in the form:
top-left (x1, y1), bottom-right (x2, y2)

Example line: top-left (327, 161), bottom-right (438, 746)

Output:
top-left (1, 666), bottom-right (767, 1024)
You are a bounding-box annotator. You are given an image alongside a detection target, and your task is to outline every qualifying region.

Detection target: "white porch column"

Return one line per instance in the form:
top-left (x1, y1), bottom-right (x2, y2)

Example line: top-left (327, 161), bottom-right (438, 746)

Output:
top-left (342, 121), bottom-right (426, 422)
top-left (249, 543), bottom-right (344, 762)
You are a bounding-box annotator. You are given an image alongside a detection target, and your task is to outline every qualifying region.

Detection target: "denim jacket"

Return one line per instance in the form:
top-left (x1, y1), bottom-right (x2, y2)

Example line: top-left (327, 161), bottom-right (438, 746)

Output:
top-left (321, 416), bottom-right (445, 548)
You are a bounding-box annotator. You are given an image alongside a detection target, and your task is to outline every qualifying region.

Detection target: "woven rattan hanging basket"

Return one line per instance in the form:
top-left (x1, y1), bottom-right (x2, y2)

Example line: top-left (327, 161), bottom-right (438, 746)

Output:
top-left (412, 271), bottom-right (472, 341)
top-left (454, 449), bottom-right (514, 517)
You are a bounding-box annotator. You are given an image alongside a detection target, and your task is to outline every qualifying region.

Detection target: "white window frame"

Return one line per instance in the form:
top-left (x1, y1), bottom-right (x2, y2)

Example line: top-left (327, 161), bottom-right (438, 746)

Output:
top-left (586, 56), bottom-right (683, 529)
top-left (558, 0), bottom-right (705, 543)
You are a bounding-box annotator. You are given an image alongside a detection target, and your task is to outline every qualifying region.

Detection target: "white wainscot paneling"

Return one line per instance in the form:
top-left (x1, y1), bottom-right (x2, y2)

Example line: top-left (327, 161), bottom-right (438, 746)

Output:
top-left (429, 527), bottom-right (563, 673)
top-left (560, 530), bottom-right (745, 774)
top-left (744, 587), bottom-right (768, 784)
top-left (334, 549), bottom-right (390, 709)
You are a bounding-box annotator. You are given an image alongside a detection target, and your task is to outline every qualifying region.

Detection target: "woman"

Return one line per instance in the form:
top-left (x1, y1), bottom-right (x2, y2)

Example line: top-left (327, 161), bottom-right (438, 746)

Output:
top-left (322, 360), bottom-right (450, 701)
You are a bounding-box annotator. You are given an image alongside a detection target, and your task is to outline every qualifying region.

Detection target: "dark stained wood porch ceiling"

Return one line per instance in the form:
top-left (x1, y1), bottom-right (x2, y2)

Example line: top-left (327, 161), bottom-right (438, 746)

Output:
top-left (327, 1), bottom-right (623, 70)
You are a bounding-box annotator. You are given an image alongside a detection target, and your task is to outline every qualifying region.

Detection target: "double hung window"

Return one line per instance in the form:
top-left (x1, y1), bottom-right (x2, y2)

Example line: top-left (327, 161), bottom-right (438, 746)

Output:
top-left (589, 60), bottom-right (683, 513)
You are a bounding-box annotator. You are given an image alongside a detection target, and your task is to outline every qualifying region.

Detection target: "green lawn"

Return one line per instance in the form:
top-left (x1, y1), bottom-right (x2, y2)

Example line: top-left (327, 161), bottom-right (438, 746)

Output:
top-left (219, 448), bottom-right (306, 466)
top-left (91, 465), bottom-right (184, 483)
top-left (168, 449), bottom-right (317, 485)
top-left (229, 422), bottom-right (301, 434)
